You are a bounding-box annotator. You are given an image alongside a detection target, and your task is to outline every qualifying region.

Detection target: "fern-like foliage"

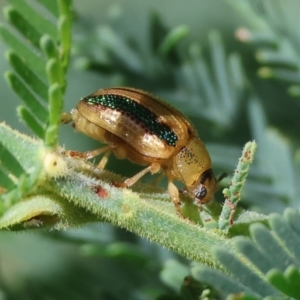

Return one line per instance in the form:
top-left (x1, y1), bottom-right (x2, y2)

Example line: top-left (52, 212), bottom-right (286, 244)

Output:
top-left (192, 207), bottom-right (300, 299)
top-left (0, 0), bottom-right (71, 143)
top-left (0, 0), bottom-right (72, 213)
top-left (228, 0), bottom-right (300, 98)
top-left (245, 98), bottom-right (300, 212)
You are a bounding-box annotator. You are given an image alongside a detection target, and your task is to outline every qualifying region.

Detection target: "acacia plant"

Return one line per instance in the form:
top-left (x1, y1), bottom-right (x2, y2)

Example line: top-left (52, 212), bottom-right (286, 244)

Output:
top-left (0, 1), bottom-right (300, 299)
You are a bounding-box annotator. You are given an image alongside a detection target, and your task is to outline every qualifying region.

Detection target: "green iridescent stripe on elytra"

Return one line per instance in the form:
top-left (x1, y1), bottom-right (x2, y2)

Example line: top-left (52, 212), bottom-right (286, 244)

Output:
top-left (84, 94), bottom-right (178, 146)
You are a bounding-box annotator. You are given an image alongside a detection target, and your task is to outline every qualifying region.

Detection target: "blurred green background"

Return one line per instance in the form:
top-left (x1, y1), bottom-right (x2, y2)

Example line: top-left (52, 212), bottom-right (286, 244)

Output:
top-left (1, 0), bottom-right (300, 299)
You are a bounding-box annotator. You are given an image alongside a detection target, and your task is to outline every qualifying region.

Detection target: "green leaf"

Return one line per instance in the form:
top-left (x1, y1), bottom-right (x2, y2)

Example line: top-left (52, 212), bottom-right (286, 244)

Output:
top-left (210, 31), bottom-right (233, 113)
top-left (4, 6), bottom-right (42, 48)
top-left (284, 266), bottom-right (300, 299)
top-left (0, 141), bottom-right (24, 177)
top-left (160, 259), bottom-right (189, 292)
top-left (17, 106), bottom-right (45, 139)
top-left (230, 0), bottom-right (300, 96)
top-left (40, 34), bottom-right (59, 60)
top-left (7, 0), bottom-right (58, 40)
top-left (233, 236), bottom-right (274, 274)
top-left (1, 0), bottom-right (72, 145)
top-left (37, 0), bottom-right (59, 17)
top-left (174, 30), bottom-right (245, 127)
top-left (267, 269), bottom-right (300, 299)
top-left (0, 168), bottom-right (15, 190)
top-left (284, 208), bottom-right (300, 236)
top-left (250, 223), bottom-right (297, 271)
top-left (213, 247), bottom-right (277, 297)
top-left (0, 25), bottom-right (46, 79)
top-left (190, 208), bottom-right (300, 298)
top-left (0, 196), bottom-right (63, 230)
top-left (158, 25), bottom-right (189, 56)
top-left (247, 99), bottom-right (297, 210)
top-left (256, 50), bottom-right (298, 69)
top-left (0, 123), bottom-right (41, 170)
top-left (5, 72), bottom-right (48, 122)
top-left (97, 26), bottom-right (143, 74)
top-left (6, 51), bottom-right (48, 100)
top-left (192, 265), bottom-right (258, 297)
top-left (258, 67), bottom-right (300, 83)
top-left (269, 213), bottom-right (300, 264)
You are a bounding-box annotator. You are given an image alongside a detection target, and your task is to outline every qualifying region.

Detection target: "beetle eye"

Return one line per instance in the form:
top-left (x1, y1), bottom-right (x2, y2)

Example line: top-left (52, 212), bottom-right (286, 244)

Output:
top-left (196, 187), bottom-right (207, 199)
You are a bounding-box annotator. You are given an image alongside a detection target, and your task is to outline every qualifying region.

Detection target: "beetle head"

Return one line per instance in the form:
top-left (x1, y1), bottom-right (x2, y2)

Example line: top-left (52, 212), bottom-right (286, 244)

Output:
top-left (189, 170), bottom-right (227, 205)
top-left (190, 169), bottom-right (218, 204)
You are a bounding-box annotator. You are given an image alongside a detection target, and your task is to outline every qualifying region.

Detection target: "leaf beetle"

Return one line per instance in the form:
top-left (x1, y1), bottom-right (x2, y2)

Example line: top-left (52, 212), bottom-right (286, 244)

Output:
top-left (63, 87), bottom-right (224, 214)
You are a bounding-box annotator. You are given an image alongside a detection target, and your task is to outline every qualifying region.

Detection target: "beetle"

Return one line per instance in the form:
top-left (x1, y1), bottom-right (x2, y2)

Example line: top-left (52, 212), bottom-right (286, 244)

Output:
top-left (63, 87), bottom-right (223, 214)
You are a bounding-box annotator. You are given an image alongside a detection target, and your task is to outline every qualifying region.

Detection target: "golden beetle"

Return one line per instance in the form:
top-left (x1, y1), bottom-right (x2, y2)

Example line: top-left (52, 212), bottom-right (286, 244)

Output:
top-left (63, 87), bottom-right (222, 213)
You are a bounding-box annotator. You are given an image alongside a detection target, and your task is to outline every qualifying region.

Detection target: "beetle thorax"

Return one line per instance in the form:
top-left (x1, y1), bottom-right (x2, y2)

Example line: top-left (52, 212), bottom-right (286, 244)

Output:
top-left (173, 137), bottom-right (211, 185)
top-left (172, 137), bottom-right (218, 203)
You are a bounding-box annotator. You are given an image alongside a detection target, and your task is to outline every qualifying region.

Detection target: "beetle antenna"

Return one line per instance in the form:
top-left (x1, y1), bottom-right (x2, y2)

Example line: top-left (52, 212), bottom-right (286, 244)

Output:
top-left (217, 172), bottom-right (228, 183)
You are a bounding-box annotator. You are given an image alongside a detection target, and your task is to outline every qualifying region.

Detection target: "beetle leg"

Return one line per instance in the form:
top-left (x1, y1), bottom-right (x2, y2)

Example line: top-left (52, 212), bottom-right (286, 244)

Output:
top-left (63, 146), bottom-right (112, 164)
top-left (97, 150), bottom-right (111, 170)
top-left (92, 143), bottom-right (127, 169)
top-left (167, 181), bottom-right (182, 215)
top-left (123, 163), bottom-right (161, 187)
top-left (84, 145), bottom-right (112, 159)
